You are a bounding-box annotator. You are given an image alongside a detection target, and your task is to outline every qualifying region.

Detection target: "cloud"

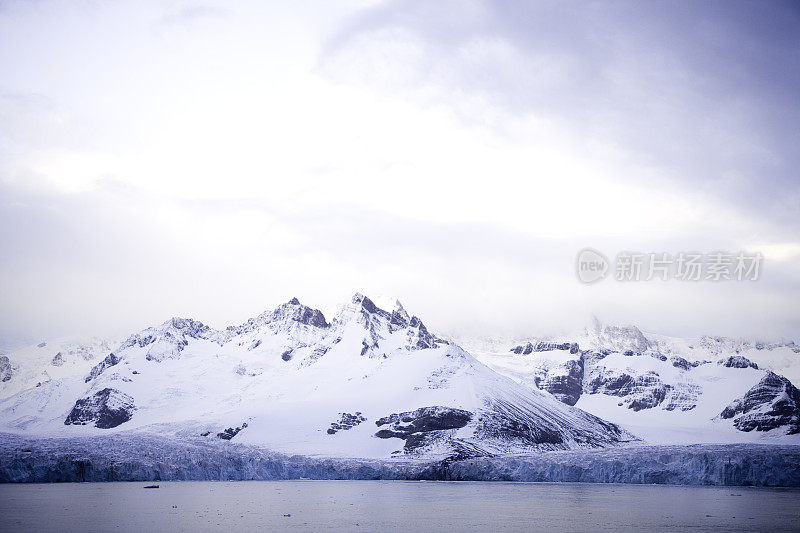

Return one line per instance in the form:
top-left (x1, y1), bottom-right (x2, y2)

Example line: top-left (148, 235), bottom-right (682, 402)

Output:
top-left (0, 0), bottom-right (798, 343)
top-left (2, 180), bottom-right (797, 343)
top-left (321, 0), bottom-right (800, 226)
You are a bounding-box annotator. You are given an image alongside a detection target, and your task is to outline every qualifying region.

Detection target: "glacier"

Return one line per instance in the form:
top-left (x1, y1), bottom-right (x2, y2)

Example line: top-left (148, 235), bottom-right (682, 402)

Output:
top-left (1, 432), bottom-right (799, 486)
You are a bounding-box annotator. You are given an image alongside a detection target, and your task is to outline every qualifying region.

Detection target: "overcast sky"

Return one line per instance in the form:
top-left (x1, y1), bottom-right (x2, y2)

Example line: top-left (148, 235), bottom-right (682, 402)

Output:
top-left (1, 0), bottom-right (799, 344)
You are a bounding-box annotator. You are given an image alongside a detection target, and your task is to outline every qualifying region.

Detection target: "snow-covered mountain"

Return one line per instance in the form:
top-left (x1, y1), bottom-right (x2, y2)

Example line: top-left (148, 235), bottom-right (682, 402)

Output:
top-left (468, 318), bottom-right (800, 445)
top-left (0, 337), bottom-right (120, 401)
top-left (0, 294), bottom-right (633, 459)
top-left (3, 299), bottom-right (798, 461)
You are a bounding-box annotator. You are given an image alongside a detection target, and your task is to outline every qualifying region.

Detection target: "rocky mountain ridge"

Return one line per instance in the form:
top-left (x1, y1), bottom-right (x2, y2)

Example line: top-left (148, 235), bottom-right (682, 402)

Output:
top-left (472, 320), bottom-right (800, 443)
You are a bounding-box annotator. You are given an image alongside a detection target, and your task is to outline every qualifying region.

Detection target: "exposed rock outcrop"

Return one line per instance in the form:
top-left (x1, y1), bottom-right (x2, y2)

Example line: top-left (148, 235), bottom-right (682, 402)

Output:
top-left (720, 372), bottom-right (800, 434)
top-left (327, 412), bottom-right (366, 434)
top-left (535, 358), bottom-right (584, 406)
top-left (670, 356), bottom-right (692, 370)
top-left (376, 406), bottom-right (472, 436)
top-left (217, 422), bottom-right (248, 440)
top-left (85, 353), bottom-right (121, 383)
top-left (586, 368), bottom-right (699, 412)
top-left (336, 294), bottom-right (443, 356)
top-left (64, 388), bottom-right (135, 429)
top-left (375, 406), bottom-right (473, 453)
top-left (587, 370), bottom-right (668, 411)
top-left (718, 356), bottom-right (759, 369)
top-left (113, 317), bottom-right (215, 363)
top-left (0, 356), bottom-right (13, 382)
top-left (511, 342), bottom-right (580, 355)
top-left (227, 298), bottom-right (330, 339)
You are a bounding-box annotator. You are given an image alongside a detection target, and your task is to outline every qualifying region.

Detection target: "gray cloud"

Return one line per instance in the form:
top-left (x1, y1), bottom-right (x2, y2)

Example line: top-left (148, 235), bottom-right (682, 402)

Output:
top-left (322, 0), bottom-right (800, 226)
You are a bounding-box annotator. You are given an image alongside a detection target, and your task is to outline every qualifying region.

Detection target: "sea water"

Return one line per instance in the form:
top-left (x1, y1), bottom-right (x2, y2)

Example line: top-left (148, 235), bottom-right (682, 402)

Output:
top-left (1, 480), bottom-right (799, 532)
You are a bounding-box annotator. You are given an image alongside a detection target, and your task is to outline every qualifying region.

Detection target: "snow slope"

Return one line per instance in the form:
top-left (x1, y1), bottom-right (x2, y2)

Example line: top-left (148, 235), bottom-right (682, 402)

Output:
top-left (0, 337), bottom-right (119, 401)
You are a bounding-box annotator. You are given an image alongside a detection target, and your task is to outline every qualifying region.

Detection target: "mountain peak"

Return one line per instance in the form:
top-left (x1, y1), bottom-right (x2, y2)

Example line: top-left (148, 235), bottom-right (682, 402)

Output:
top-left (113, 316), bottom-right (215, 364)
top-left (586, 317), bottom-right (650, 352)
top-left (164, 317), bottom-right (209, 333)
top-left (391, 300), bottom-right (410, 325)
top-left (348, 293), bottom-right (410, 317)
top-left (350, 292), bottom-right (377, 310)
top-left (342, 293), bottom-right (385, 318)
top-left (264, 299), bottom-right (329, 329)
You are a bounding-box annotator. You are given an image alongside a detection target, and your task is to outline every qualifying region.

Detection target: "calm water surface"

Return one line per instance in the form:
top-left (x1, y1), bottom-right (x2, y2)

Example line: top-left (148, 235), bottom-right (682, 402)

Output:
top-left (1, 480), bottom-right (799, 532)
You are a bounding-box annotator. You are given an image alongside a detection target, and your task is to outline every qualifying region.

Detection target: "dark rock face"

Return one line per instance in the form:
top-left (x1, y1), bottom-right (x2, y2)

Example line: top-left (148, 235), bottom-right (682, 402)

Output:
top-left (517, 344), bottom-right (704, 411)
top-left (511, 342), bottom-right (580, 355)
top-left (588, 371), bottom-right (670, 411)
top-left (374, 406), bottom-right (473, 453)
top-left (406, 316), bottom-right (439, 350)
top-left (536, 358), bottom-right (585, 406)
top-left (661, 382), bottom-right (701, 412)
top-left (51, 352), bottom-right (65, 366)
top-left (720, 372), bottom-right (800, 434)
top-left (376, 407), bottom-right (472, 436)
top-left (670, 356), bottom-right (707, 370)
top-left (583, 358), bottom-right (701, 412)
top-left (85, 352), bottom-right (120, 383)
top-left (347, 294), bottom-right (443, 355)
top-left (0, 356), bottom-right (13, 382)
top-left (217, 422), bottom-right (248, 440)
top-left (327, 412), bottom-right (366, 434)
top-left (64, 388), bottom-right (135, 429)
top-left (274, 299), bottom-right (329, 328)
top-left (670, 356), bottom-right (692, 370)
top-left (627, 385), bottom-right (668, 411)
top-left (358, 295), bottom-right (381, 315)
top-left (587, 371), bottom-right (633, 395)
top-left (719, 356), bottom-right (758, 369)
